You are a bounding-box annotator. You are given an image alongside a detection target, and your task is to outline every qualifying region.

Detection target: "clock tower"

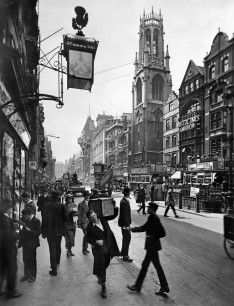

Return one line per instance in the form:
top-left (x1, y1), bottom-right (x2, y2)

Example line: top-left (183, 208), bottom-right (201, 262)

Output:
top-left (131, 8), bottom-right (171, 165)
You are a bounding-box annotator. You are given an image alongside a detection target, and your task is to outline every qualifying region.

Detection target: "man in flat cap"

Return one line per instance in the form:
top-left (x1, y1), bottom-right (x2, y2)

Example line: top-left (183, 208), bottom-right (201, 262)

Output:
top-left (21, 191), bottom-right (36, 216)
top-left (77, 190), bottom-right (91, 255)
top-left (127, 202), bottom-right (170, 296)
top-left (118, 187), bottom-right (133, 262)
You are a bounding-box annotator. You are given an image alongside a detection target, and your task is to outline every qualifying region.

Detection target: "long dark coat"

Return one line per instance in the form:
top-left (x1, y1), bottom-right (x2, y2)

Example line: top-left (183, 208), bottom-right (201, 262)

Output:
top-left (87, 208), bottom-right (120, 276)
top-left (132, 213), bottom-right (164, 251)
top-left (118, 197), bottom-right (131, 228)
top-left (42, 201), bottom-right (65, 237)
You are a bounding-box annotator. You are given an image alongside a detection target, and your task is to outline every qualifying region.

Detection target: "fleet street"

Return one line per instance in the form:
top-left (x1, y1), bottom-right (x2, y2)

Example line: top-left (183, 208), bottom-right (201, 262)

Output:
top-left (1, 193), bottom-right (233, 306)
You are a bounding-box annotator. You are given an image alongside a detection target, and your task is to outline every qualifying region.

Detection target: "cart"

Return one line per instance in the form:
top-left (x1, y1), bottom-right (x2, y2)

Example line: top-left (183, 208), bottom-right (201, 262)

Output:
top-left (223, 214), bottom-right (234, 259)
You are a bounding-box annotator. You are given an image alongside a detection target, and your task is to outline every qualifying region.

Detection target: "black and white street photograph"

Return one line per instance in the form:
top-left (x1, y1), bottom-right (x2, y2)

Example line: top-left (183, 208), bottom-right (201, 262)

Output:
top-left (0, 0), bottom-right (234, 305)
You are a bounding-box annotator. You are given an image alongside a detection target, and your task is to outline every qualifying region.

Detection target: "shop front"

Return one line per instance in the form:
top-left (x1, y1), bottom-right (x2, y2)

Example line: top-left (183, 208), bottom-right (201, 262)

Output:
top-left (0, 81), bottom-right (31, 215)
top-left (112, 167), bottom-right (129, 191)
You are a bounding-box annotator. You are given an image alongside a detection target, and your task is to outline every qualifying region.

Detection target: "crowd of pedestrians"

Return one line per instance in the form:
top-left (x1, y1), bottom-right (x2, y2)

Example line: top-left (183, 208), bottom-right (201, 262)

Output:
top-left (0, 183), bottom-right (171, 300)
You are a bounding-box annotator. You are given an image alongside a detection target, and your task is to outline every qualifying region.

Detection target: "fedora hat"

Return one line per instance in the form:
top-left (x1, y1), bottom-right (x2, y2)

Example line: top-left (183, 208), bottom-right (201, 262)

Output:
top-left (83, 190), bottom-right (91, 196)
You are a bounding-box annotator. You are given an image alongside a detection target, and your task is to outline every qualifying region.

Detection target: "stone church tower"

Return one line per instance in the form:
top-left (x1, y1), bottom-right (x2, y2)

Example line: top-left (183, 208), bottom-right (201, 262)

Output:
top-left (131, 8), bottom-right (172, 165)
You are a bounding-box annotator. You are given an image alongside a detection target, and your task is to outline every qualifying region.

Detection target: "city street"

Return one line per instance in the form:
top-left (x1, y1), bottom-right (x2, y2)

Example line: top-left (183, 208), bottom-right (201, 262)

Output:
top-left (1, 193), bottom-right (233, 306)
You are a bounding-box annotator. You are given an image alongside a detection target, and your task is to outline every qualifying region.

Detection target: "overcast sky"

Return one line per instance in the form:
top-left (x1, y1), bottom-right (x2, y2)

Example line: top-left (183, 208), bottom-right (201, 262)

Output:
top-left (38, 0), bottom-right (234, 162)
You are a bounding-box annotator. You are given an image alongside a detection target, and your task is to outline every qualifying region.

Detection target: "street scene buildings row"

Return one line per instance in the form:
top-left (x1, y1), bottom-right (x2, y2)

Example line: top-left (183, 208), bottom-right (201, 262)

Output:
top-left (0, 3), bottom-right (234, 211)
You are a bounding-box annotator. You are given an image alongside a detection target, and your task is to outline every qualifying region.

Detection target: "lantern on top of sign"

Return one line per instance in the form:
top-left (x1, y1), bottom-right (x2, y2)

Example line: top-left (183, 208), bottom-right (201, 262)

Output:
top-left (62, 6), bottom-right (99, 91)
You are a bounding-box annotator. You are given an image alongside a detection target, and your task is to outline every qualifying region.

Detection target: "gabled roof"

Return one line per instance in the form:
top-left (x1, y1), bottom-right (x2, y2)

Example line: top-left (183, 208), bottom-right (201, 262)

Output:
top-left (204, 31), bottom-right (232, 61)
top-left (179, 60), bottom-right (204, 88)
top-left (81, 116), bottom-right (96, 135)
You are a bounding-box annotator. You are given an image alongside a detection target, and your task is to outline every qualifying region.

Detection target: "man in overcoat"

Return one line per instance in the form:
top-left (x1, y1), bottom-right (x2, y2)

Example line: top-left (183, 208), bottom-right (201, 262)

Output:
top-left (0, 199), bottom-right (22, 298)
top-left (127, 202), bottom-right (169, 295)
top-left (118, 187), bottom-right (133, 262)
top-left (137, 184), bottom-right (146, 214)
top-left (77, 190), bottom-right (91, 255)
top-left (86, 207), bottom-right (119, 299)
top-left (42, 190), bottom-right (65, 276)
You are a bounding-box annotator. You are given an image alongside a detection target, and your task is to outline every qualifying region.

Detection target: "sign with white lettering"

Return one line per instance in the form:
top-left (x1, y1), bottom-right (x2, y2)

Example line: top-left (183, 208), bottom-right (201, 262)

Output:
top-left (188, 162), bottom-right (213, 171)
top-left (179, 115), bottom-right (200, 132)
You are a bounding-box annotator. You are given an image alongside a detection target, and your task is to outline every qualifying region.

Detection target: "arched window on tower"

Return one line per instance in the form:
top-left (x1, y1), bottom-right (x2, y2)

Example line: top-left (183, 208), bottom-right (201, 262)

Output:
top-left (153, 29), bottom-right (159, 56)
top-left (136, 78), bottom-right (142, 106)
top-left (152, 74), bottom-right (164, 101)
top-left (145, 29), bottom-right (151, 54)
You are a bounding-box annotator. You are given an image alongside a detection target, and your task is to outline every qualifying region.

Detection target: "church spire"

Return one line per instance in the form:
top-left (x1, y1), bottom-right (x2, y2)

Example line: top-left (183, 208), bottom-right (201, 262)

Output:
top-left (165, 45), bottom-right (170, 71)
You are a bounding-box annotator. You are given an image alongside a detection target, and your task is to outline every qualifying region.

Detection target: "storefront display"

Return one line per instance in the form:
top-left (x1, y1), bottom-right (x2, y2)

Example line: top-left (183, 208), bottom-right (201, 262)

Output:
top-left (2, 132), bottom-right (14, 199)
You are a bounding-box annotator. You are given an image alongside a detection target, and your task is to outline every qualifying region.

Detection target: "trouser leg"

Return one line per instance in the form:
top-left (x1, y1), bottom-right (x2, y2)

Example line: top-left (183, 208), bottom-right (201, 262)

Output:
top-left (151, 251), bottom-right (168, 287)
top-left (164, 205), bottom-right (169, 216)
top-left (55, 236), bottom-right (62, 264)
top-left (6, 248), bottom-right (17, 293)
top-left (82, 229), bottom-right (88, 252)
top-left (135, 252), bottom-right (151, 290)
top-left (47, 236), bottom-right (57, 271)
top-left (171, 204), bottom-right (177, 216)
top-left (121, 228), bottom-right (131, 257)
top-left (142, 200), bottom-right (146, 214)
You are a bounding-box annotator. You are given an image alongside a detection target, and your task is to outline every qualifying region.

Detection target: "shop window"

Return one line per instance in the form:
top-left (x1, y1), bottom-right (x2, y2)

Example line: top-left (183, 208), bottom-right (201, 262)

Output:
top-left (169, 102), bottom-right (174, 111)
top-left (222, 57), bottom-right (228, 72)
top-left (211, 139), bottom-right (221, 156)
top-left (2, 133), bottom-right (14, 200)
top-left (209, 65), bottom-right (215, 79)
top-left (165, 136), bottom-right (170, 149)
top-left (172, 116), bottom-right (177, 129)
top-left (172, 135), bottom-right (177, 147)
top-left (166, 119), bottom-right (170, 131)
top-left (190, 82), bottom-right (194, 92)
top-left (211, 112), bottom-right (221, 130)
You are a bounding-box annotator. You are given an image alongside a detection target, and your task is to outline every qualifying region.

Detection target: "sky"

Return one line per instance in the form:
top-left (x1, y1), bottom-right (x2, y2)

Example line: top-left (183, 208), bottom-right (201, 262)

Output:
top-left (38, 0), bottom-right (234, 162)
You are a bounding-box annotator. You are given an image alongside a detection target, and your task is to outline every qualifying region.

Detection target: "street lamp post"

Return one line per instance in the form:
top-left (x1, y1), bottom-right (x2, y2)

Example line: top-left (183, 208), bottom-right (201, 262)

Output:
top-left (223, 84), bottom-right (234, 214)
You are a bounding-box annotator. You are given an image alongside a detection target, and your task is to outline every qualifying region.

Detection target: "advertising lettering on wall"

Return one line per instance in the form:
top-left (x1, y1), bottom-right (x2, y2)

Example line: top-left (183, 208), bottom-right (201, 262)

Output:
top-left (178, 115), bottom-right (200, 132)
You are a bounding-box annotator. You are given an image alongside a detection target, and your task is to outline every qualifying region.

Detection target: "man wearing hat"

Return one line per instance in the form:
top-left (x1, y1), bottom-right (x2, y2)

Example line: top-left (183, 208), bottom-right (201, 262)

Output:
top-left (21, 191), bottom-right (36, 215)
top-left (127, 202), bottom-right (170, 296)
top-left (118, 187), bottom-right (133, 262)
top-left (42, 190), bottom-right (65, 276)
top-left (164, 186), bottom-right (179, 218)
top-left (0, 199), bottom-right (22, 298)
top-left (77, 190), bottom-right (91, 255)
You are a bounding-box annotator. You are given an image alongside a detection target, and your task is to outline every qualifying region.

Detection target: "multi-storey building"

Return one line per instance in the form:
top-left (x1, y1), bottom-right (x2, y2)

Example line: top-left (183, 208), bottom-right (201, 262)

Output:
top-left (78, 116), bottom-right (96, 184)
top-left (105, 113), bottom-right (131, 189)
top-left (131, 8), bottom-right (171, 166)
top-left (92, 113), bottom-right (113, 164)
top-left (163, 91), bottom-right (180, 177)
top-left (44, 137), bottom-right (56, 183)
top-left (178, 60), bottom-right (204, 165)
top-left (0, 0), bottom-right (41, 205)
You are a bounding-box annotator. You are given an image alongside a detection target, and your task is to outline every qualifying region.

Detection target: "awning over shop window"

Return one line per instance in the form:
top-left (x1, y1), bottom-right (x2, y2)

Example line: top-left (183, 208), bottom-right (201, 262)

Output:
top-left (170, 171), bottom-right (182, 179)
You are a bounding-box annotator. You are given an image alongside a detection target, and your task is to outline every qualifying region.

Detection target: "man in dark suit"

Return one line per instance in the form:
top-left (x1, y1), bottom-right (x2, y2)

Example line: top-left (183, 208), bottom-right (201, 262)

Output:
top-left (118, 187), bottom-right (133, 262)
top-left (127, 202), bottom-right (169, 295)
top-left (42, 191), bottom-right (65, 276)
top-left (19, 208), bottom-right (41, 283)
top-left (86, 207), bottom-right (119, 299)
top-left (0, 199), bottom-right (22, 298)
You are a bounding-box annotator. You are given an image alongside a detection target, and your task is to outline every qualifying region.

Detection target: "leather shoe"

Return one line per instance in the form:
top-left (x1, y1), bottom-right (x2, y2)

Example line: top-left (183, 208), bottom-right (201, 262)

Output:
top-left (127, 284), bottom-right (140, 292)
top-left (86, 250), bottom-right (90, 253)
top-left (5, 290), bottom-right (23, 298)
top-left (155, 285), bottom-right (170, 295)
top-left (82, 251), bottom-right (88, 255)
top-left (20, 275), bottom-right (28, 281)
top-left (164, 215), bottom-right (169, 217)
top-left (28, 276), bottom-right (36, 283)
top-left (123, 256), bottom-right (133, 262)
top-left (49, 270), bottom-right (57, 276)
top-left (70, 251), bottom-right (75, 256)
top-left (101, 284), bottom-right (107, 298)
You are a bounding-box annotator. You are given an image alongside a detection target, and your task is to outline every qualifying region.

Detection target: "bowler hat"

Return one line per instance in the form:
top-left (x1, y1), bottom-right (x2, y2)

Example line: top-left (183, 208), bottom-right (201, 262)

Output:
top-left (122, 187), bottom-right (131, 196)
top-left (21, 191), bottom-right (30, 198)
top-left (147, 202), bottom-right (159, 211)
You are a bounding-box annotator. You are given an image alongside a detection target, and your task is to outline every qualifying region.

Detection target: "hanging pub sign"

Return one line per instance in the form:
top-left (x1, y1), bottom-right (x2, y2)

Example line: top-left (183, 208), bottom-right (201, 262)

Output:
top-left (63, 34), bottom-right (99, 91)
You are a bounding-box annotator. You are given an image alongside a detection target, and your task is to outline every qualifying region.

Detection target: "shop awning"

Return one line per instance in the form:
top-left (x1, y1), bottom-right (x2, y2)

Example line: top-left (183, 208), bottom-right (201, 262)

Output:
top-left (171, 171), bottom-right (182, 179)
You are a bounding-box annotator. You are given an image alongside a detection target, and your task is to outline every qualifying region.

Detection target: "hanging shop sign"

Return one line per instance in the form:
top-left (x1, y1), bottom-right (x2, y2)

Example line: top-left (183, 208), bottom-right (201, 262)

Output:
top-left (178, 115), bottom-right (200, 132)
top-left (63, 34), bottom-right (99, 91)
top-left (130, 166), bottom-right (150, 174)
top-left (190, 186), bottom-right (199, 198)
